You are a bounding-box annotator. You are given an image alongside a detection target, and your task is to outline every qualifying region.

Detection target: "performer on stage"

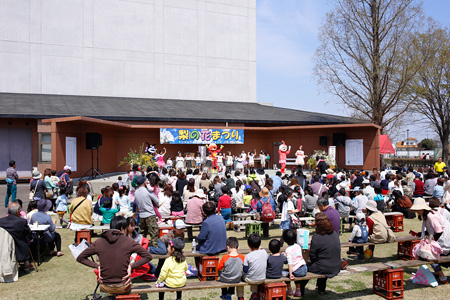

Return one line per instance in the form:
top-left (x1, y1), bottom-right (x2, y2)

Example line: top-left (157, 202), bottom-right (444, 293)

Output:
top-left (278, 141), bottom-right (291, 174)
top-left (206, 143), bottom-right (224, 171)
top-left (155, 148), bottom-right (167, 168)
top-left (295, 145), bottom-right (307, 169)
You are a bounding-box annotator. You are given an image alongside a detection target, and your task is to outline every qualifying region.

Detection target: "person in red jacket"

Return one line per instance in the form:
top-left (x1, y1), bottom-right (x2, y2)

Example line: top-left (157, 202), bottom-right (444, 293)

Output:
top-left (412, 174), bottom-right (425, 197)
top-left (217, 186), bottom-right (232, 225)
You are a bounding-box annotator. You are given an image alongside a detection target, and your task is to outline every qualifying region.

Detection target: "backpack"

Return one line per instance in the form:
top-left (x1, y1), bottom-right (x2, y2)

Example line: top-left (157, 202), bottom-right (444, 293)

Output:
top-left (296, 198), bottom-right (307, 217)
top-left (259, 199), bottom-right (275, 223)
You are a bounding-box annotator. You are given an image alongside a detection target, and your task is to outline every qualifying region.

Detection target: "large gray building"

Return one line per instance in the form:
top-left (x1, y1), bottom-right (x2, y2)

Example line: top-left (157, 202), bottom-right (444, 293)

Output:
top-left (0, 0), bottom-right (256, 102)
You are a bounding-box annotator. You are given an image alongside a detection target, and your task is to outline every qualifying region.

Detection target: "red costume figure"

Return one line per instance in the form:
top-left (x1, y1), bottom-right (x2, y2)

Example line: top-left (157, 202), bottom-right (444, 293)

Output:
top-left (278, 140), bottom-right (291, 174)
top-left (207, 143), bottom-right (224, 170)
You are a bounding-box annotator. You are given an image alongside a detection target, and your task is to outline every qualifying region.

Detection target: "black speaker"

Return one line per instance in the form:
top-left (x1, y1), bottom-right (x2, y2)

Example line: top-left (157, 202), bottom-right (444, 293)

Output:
top-left (86, 132), bottom-right (102, 149)
top-left (333, 133), bottom-right (346, 146)
top-left (319, 136), bottom-right (327, 146)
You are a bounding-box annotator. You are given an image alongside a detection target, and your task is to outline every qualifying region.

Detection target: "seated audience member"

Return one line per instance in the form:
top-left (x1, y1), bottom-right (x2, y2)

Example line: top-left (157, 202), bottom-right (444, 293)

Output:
top-left (243, 233), bottom-right (268, 300)
top-left (0, 202), bottom-right (32, 266)
top-left (299, 213), bottom-right (341, 295)
top-left (77, 216), bottom-right (152, 295)
top-left (196, 201), bottom-right (227, 255)
top-left (218, 237), bottom-right (245, 300)
top-left (391, 190), bottom-right (414, 219)
top-left (30, 199), bottom-right (63, 257)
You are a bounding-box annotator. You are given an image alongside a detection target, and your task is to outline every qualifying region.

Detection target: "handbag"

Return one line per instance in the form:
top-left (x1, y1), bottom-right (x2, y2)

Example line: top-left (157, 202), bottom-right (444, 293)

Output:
top-left (290, 216), bottom-right (300, 229)
top-left (413, 238), bottom-right (443, 261)
top-left (45, 189), bottom-right (54, 199)
top-left (410, 265), bottom-right (439, 287)
top-left (29, 181), bottom-right (39, 200)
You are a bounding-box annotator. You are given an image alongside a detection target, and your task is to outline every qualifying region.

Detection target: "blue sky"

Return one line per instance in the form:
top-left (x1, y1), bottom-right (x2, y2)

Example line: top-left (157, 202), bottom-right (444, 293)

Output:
top-left (256, 0), bottom-right (450, 141)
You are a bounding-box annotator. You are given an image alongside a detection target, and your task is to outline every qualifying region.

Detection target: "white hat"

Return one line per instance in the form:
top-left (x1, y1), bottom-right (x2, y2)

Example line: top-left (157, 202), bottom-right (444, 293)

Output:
top-left (174, 219), bottom-right (186, 229)
top-left (365, 200), bottom-right (378, 212)
top-left (362, 179), bottom-right (370, 184)
top-left (409, 198), bottom-right (431, 211)
top-left (355, 213), bottom-right (366, 221)
top-left (32, 170), bottom-right (42, 179)
top-left (64, 165), bottom-right (71, 170)
top-left (194, 189), bottom-right (206, 198)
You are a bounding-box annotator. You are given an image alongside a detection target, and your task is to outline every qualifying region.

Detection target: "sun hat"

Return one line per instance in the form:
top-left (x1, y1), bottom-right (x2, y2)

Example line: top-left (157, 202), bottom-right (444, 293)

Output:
top-left (174, 219), bottom-right (186, 229)
top-left (194, 189), bottom-right (206, 198)
top-left (256, 168), bottom-right (265, 175)
top-left (353, 186), bottom-right (360, 191)
top-left (170, 237), bottom-right (185, 250)
top-left (409, 198), bottom-right (431, 211)
top-left (63, 165), bottom-right (71, 170)
top-left (326, 168), bottom-right (334, 174)
top-left (355, 212), bottom-right (366, 221)
top-left (259, 187), bottom-right (270, 198)
top-left (362, 179), bottom-right (370, 184)
top-left (32, 170), bottom-right (42, 179)
top-left (135, 175), bottom-right (146, 186)
top-left (37, 199), bottom-right (52, 212)
top-left (365, 200), bottom-right (378, 212)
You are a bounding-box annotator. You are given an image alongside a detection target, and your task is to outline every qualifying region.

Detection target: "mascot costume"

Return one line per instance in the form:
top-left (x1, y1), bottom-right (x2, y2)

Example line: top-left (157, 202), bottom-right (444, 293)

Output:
top-left (206, 143), bottom-right (224, 171)
top-left (278, 140), bottom-right (291, 173)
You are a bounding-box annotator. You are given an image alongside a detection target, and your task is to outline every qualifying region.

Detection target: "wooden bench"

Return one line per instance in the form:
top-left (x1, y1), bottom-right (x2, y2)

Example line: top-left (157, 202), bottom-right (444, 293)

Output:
top-left (131, 257), bottom-right (450, 299)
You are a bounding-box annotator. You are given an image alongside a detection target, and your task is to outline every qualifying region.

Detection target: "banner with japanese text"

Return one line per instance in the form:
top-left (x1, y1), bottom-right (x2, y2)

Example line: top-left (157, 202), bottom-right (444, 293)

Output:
top-left (160, 128), bottom-right (244, 144)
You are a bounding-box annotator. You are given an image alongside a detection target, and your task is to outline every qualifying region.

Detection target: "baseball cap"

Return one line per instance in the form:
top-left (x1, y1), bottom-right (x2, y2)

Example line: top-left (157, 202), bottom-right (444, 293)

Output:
top-left (174, 219), bottom-right (186, 229)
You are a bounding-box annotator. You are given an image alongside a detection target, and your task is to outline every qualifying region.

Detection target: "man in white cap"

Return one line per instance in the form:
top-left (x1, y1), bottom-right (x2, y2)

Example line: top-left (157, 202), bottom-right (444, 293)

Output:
top-left (362, 179), bottom-right (376, 200)
top-left (149, 219), bottom-right (185, 277)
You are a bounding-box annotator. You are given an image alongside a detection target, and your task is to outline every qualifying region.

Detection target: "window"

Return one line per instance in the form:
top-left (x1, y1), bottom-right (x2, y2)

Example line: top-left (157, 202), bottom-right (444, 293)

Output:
top-left (39, 133), bottom-right (51, 162)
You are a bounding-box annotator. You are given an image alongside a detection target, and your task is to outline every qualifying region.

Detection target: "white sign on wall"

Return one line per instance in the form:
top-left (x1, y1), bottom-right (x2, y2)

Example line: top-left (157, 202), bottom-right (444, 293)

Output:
top-left (328, 146), bottom-right (336, 165)
top-left (66, 137), bottom-right (77, 171)
top-left (345, 139), bottom-right (364, 166)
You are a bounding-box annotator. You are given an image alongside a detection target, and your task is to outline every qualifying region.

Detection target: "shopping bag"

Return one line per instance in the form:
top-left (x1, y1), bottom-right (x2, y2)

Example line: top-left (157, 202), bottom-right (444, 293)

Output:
top-left (296, 228), bottom-right (310, 249)
top-left (410, 265), bottom-right (438, 287)
top-left (68, 239), bottom-right (89, 259)
top-left (413, 238), bottom-right (443, 261)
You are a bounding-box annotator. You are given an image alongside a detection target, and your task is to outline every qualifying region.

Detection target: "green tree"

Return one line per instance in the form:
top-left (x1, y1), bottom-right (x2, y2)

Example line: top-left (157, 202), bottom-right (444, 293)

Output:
top-left (419, 138), bottom-right (436, 150)
top-left (314, 0), bottom-right (426, 134)
top-left (408, 21), bottom-right (450, 164)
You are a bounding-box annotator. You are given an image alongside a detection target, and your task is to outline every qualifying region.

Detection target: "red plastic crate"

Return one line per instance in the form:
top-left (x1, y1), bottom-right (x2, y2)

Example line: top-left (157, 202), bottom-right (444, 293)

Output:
top-left (397, 239), bottom-right (420, 260)
top-left (116, 295), bottom-right (140, 300)
top-left (198, 256), bottom-right (219, 281)
top-left (373, 269), bottom-right (404, 300)
top-left (386, 215), bottom-right (404, 232)
top-left (76, 229), bottom-right (91, 244)
top-left (159, 226), bottom-right (173, 238)
top-left (258, 282), bottom-right (287, 300)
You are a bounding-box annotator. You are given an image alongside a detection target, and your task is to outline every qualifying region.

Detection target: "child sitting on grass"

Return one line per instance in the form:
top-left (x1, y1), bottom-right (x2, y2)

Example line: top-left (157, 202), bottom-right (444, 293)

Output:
top-left (218, 237), bottom-right (245, 300)
top-left (283, 229), bottom-right (307, 297)
top-left (99, 198), bottom-right (119, 224)
top-left (243, 233), bottom-right (267, 300)
top-left (55, 186), bottom-right (69, 228)
top-left (156, 237), bottom-right (188, 300)
top-left (266, 239), bottom-right (287, 279)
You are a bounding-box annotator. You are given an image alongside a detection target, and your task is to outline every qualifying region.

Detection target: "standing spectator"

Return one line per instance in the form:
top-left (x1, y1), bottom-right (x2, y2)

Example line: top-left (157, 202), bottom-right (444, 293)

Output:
top-left (5, 160), bottom-right (19, 207)
top-left (217, 186), bottom-right (233, 224)
top-left (134, 175), bottom-right (160, 247)
top-left (29, 170), bottom-right (47, 200)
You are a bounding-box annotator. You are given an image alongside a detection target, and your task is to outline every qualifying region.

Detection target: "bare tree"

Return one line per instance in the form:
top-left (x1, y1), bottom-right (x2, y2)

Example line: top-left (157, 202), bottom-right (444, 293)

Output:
top-left (314, 0), bottom-right (425, 133)
top-left (408, 21), bottom-right (450, 164)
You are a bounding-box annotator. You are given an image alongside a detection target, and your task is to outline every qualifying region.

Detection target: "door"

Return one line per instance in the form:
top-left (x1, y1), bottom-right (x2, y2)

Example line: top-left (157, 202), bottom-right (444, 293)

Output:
top-left (0, 128), bottom-right (32, 178)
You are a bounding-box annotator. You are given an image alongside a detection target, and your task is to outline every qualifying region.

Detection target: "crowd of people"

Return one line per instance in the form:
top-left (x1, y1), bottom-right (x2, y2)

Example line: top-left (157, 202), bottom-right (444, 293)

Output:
top-left (2, 156), bottom-right (450, 297)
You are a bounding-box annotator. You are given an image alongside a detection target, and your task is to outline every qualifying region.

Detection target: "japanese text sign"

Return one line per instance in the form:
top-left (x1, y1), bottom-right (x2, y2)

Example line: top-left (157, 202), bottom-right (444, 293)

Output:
top-left (160, 128), bottom-right (244, 144)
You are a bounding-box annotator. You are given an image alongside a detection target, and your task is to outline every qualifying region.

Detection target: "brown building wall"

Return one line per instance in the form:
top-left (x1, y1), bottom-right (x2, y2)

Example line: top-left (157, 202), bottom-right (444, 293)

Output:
top-left (47, 119), bottom-right (380, 177)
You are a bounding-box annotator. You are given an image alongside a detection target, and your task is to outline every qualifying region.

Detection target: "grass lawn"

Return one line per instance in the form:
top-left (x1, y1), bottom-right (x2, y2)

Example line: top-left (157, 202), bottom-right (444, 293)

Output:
top-left (2, 214), bottom-right (450, 300)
